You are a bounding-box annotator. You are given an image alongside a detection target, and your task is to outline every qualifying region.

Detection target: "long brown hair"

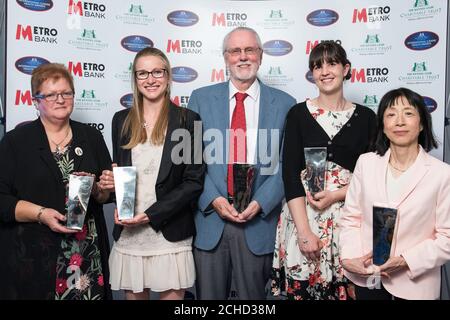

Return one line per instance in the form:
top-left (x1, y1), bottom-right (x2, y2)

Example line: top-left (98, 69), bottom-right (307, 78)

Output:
top-left (121, 47), bottom-right (172, 148)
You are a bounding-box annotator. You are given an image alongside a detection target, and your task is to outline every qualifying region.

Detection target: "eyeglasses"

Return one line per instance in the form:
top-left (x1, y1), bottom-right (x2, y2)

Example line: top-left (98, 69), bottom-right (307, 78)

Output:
top-left (135, 68), bottom-right (167, 80)
top-left (34, 91), bottom-right (75, 102)
top-left (224, 47), bottom-right (261, 57)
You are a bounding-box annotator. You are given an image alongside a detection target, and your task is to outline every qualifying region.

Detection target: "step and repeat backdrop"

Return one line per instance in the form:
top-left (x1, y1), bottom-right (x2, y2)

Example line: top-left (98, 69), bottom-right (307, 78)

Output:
top-left (5, 0), bottom-right (448, 158)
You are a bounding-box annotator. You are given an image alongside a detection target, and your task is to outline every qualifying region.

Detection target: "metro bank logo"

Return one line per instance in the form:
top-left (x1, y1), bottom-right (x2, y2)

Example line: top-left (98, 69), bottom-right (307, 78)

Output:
top-left (15, 90), bottom-right (33, 106)
top-left (16, 0), bottom-right (53, 12)
top-left (212, 12), bottom-right (247, 27)
top-left (351, 68), bottom-right (389, 83)
top-left (305, 40), bottom-right (341, 54)
top-left (167, 40), bottom-right (202, 54)
top-left (211, 69), bottom-right (226, 83)
top-left (352, 6), bottom-right (391, 23)
top-left (16, 24), bottom-right (58, 43)
top-left (172, 96), bottom-right (190, 108)
top-left (68, 0), bottom-right (106, 19)
top-left (68, 61), bottom-right (106, 78)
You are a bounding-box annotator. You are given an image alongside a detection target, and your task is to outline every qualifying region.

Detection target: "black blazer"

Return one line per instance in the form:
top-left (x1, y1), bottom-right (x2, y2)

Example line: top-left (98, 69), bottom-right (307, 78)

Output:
top-left (0, 119), bottom-right (112, 300)
top-left (111, 103), bottom-right (205, 242)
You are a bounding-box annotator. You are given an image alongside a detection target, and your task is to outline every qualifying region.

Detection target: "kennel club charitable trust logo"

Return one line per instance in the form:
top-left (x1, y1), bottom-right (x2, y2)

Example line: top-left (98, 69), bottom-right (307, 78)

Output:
top-left (16, 0), bottom-right (53, 11)
top-left (400, 0), bottom-right (442, 21)
top-left (114, 62), bottom-right (133, 83)
top-left (261, 66), bottom-right (294, 88)
top-left (75, 89), bottom-right (107, 111)
top-left (398, 62), bottom-right (439, 85)
top-left (256, 9), bottom-right (295, 30)
top-left (68, 29), bottom-right (108, 51)
top-left (351, 34), bottom-right (392, 56)
top-left (116, 4), bottom-right (155, 25)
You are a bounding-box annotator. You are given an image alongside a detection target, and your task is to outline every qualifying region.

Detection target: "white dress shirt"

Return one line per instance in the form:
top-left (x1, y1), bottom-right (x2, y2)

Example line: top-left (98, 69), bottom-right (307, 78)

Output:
top-left (229, 80), bottom-right (260, 165)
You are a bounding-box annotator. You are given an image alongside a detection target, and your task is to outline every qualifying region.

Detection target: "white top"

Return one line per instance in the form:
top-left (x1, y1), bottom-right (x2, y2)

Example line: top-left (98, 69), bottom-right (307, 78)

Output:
top-left (386, 166), bottom-right (411, 204)
top-left (229, 79), bottom-right (260, 165)
top-left (306, 100), bottom-right (355, 139)
top-left (113, 140), bottom-right (192, 256)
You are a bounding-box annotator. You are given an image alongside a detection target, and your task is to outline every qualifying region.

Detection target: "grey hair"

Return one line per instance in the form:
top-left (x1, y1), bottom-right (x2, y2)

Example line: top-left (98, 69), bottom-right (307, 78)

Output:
top-left (222, 27), bottom-right (263, 55)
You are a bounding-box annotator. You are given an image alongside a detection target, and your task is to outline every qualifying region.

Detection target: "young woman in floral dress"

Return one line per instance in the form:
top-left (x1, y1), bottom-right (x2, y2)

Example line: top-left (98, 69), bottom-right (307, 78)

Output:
top-left (271, 42), bottom-right (376, 300)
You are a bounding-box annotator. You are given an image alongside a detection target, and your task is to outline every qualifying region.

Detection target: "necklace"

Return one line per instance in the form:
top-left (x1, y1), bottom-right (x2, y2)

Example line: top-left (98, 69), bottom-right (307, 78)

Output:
top-left (389, 162), bottom-right (407, 172)
top-left (49, 127), bottom-right (71, 154)
top-left (143, 122), bottom-right (155, 129)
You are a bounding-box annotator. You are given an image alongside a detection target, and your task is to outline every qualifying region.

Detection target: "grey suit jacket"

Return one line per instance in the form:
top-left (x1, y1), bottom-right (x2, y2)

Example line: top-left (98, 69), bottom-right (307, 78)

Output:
top-left (188, 80), bottom-right (296, 255)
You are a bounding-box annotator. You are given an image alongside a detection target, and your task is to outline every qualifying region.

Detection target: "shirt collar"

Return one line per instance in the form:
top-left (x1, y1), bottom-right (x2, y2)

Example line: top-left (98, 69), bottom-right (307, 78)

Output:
top-left (229, 79), bottom-right (260, 102)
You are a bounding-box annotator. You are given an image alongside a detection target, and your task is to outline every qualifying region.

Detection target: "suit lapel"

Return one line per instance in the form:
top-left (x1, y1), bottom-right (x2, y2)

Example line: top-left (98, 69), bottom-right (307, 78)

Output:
top-left (156, 104), bottom-right (178, 185)
top-left (34, 119), bottom-right (64, 183)
top-left (257, 82), bottom-right (277, 166)
top-left (216, 83), bottom-right (230, 178)
top-left (393, 147), bottom-right (429, 208)
top-left (376, 149), bottom-right (390, 205)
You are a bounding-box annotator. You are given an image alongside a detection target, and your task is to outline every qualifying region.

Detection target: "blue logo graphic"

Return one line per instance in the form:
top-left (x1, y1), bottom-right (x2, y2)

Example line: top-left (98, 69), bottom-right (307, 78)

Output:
top-left (171, 66), bottom-right (198, 83)
top-left (263, 40), bottom-right (293, 57)
top-left (16, 0), bottom-right (53, 11)
top-left (404, 31), bottom-right (439, 51)
top-left (167, 10), bottom-right (199, 27)
top-left (305, 70), bottom-right (315, 84)
top-left (423, 96), bottom-right (437, 113)
top-left (307, 9), bottom-right (339, 27)
top-left (120, 93), bottom-right (134, 108)
top-left (15, 56), bottom-right (50, 75)
top-left (121, 35), bottom-right (153, 52)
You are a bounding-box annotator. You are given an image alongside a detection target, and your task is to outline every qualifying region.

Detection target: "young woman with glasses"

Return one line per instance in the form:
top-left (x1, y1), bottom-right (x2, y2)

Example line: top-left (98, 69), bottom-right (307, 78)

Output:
top-left (100, 47), bottom-right (205, 300)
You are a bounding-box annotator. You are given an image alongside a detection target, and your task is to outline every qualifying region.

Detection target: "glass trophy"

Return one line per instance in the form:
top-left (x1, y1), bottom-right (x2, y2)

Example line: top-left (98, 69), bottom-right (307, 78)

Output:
top-left (304, 147), bottom-right (327, 196)
top-left (373, 206), bottom-right (397, 266)
top-left (113, 166), bottom-right (137, 220)
top-left (66, 174), bottom-right (94, 230)
top-left (232, 164), bottom-right (256, 213)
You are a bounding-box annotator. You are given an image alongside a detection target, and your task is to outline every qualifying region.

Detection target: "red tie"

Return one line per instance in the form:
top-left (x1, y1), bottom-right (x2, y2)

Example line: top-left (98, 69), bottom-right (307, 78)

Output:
top-left (227, 92), bottom-right (248, 197)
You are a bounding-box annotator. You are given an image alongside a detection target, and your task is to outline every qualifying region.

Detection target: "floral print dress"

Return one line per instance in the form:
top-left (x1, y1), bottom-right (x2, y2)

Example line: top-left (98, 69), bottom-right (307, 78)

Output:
top-left (271, 101), bottom-right (356, 300)
top-left (53, 145), bottom-right (105, 300)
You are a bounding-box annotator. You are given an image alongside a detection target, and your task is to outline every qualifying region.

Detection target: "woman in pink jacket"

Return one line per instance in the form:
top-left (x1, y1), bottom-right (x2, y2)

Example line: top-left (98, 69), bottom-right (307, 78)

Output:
top-left (339, 87), bottom-right (450, 300)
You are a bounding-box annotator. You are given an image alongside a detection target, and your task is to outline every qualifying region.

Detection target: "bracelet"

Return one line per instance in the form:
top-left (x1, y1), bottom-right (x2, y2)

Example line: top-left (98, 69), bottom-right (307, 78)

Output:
top-left (37, 207), bottom-right (46, 224)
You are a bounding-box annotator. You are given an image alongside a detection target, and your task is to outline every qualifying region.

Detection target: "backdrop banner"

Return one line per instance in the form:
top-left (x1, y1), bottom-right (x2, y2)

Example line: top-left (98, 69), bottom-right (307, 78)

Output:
top-left (5, 0), bottom-right (448, 159)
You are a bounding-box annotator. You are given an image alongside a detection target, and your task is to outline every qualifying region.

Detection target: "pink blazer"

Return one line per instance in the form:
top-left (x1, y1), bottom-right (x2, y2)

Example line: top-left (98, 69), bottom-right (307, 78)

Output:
top-left (339, 147), bottom-right (450, 300)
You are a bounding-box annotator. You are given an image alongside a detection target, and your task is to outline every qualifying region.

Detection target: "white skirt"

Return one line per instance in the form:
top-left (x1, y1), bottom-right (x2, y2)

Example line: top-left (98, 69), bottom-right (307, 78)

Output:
top-left (109, 246), bottom-right (196, 293)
